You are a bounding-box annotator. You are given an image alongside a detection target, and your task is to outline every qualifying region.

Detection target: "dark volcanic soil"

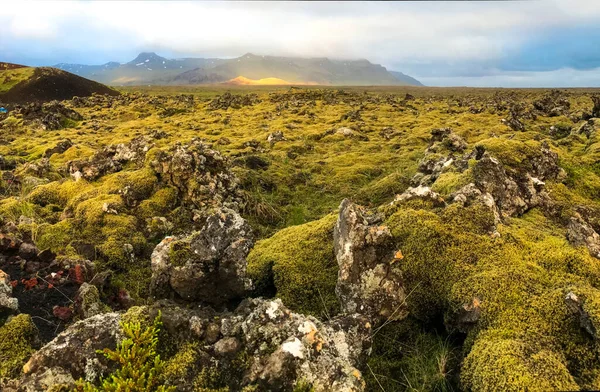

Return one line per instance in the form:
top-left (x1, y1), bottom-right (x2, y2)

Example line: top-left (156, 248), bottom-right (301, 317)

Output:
top-left (1, 67), bottom-right (120, 104)
top-left (0, 255), bottom-right (80, 342)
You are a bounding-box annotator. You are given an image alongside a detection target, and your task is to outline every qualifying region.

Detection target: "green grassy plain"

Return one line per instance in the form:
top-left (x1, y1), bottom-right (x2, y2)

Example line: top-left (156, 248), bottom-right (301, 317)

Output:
top-left (2, 85), bottom-right (600, 391)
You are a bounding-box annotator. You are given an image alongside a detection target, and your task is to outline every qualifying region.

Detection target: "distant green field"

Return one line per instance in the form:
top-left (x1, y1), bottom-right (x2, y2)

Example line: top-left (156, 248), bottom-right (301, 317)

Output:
top-left (0, 67), bottom-right (34, 94)
top-left (118, 83), bottom-right (600, 100)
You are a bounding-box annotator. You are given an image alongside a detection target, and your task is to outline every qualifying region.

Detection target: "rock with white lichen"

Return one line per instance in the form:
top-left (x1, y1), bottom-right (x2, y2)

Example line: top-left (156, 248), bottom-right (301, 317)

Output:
top-left (150, 207), bottom-right (253, 304)
top-left (150, 138), bottom-right (244, 210)
top-left (0, 269), bottom-right (18, 315)
top-left (11, 298), bottom-right (371, 391)
top-left (334, 199), bottom-right (408, 324)
top-left (21, 312), bottom-right (124, 383)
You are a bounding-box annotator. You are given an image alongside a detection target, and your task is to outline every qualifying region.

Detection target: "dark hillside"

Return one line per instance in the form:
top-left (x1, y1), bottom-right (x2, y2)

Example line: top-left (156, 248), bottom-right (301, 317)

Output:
top-left (0, 67), bottom-right (119, 104)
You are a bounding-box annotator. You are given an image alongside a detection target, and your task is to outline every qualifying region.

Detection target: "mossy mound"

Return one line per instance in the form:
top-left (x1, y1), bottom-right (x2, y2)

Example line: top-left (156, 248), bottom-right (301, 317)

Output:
top-left (247, 213), bottom-right (339, 318)
top-left (0, 314), bottom-right (39, 379)
top-left (384, 202), bottom-right (600, 391)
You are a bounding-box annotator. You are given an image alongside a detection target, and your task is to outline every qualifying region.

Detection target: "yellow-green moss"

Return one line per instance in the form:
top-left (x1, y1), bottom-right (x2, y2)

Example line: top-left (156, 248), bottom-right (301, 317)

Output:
top-left (36, 220), bottom-right (74, 252)
top-left (355, 170), bottom-right (412, 206)
top-left (247, 213), bottom-right (339, 318)
top-left (163, 342), bottom-right (201, 383)
top-left (138, 186), bottom-right (179, 219)
top-left (385, 206), bottom-right (494, 321)
top-left (99, 168), bottom-right (158, 200)
top-left (193, 367), bottom-right (228, 391)
top-left (462, 331), bottom-right (578, 392)
top-left (110, 261), bottom-right (153, 302)
top-left (168, 238), bottom-right (193, 267)
top-left (431, 168), bottom-right (472, 196)
top-left (0, 314), bottom-right (39, 379)
top-left (0, 198), bottom-right (39, 222)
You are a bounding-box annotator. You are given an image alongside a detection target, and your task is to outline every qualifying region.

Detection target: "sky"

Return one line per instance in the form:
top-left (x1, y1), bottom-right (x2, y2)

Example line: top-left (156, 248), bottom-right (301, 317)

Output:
top-left (0, 0), bottom-right (599, 87)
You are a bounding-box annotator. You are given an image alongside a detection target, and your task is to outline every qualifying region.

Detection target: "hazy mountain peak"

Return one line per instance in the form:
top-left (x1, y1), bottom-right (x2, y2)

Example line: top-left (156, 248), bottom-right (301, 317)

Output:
top-left (54, 52), bottom-right (422, 86)
top-left (128, 52), bottom-right (167, 65)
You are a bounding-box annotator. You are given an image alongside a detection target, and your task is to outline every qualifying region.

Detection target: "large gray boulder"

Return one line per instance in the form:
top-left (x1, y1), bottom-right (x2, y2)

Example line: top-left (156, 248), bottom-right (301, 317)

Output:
top-left (334, 199), bottom-right (408, 324)
top-left (22, 312), bottom-right (124, 383)
top-left (150, 207), bottom-right (253, 304)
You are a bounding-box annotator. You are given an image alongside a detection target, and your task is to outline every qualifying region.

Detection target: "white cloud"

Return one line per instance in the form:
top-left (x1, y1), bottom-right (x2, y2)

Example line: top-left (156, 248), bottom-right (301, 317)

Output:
top-left (0, 0), bottom-right (598, 86)
top-left (0, 1), bottom-right (564, 61)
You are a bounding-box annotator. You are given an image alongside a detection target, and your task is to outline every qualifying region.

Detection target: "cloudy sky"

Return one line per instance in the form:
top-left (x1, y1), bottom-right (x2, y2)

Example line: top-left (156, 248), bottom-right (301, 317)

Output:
top-left (0, 0), bottom-right (599, 87)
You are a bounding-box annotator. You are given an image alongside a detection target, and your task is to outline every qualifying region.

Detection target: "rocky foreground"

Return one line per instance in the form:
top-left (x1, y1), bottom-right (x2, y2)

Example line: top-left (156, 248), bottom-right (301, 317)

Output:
top-left (1, 89), bottom-right (600, 391)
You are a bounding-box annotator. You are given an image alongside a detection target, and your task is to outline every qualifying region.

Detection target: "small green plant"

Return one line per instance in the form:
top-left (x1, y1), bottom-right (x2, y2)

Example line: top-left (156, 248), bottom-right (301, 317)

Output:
top-left (77, 312), bottom-right (175, 392)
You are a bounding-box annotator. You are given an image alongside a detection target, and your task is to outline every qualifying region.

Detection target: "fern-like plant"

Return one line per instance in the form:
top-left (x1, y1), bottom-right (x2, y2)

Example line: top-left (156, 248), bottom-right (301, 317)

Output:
top-left (77, 312), bottom-right (175, 392)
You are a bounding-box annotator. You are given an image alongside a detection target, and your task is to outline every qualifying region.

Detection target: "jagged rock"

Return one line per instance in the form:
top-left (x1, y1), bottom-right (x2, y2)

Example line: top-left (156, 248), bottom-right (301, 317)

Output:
top-left (22, 312), bottom-right (124, 383)
top-left (19, 158), bottom-right (50, 178)
top-left (576, 119), bottom-right (595, 138)
top-left (413, 156), bottom-right (452, 186)
top-left (334, 199), bottom-right (408, 324)
top-left (472, 144), bottom-right (561, 219)
top-left (503, 104), bottom-right (526, 131)
top-left (217, 137), bottom-right (231, 145)
top-left (453, 297), bottom-right (482, 333)
top-left (0, 233), bottom-right (22, 252)
top-left (379, 127), bottom-right (396, 140)
top-left (150, 138), bottom-right (243, 210)
top-left (150, 207), bottom-right (253, 304)
top-left (43, 139), bottom-right (73, 158)
top-left (533, 90), bottom-right (571, 117)
top-left (267, 130), bottom-right (286, 145)
top-left (14, 298), bottom-right (372, 392)
top-left (430, 127), bottom-right (452, 143)
top-left (473, 154), bottom-right (531, 217)
top-left (452, 183), bottom-right (501, 225)
top-left (443, 133), bottom-right (467, 152)
top-left (13, 101), bottom-right (83, 131)
top-left (340, 110), bottom-right (362, 122)
top-left (591, 95), bottom-right (600, 118)
top-left (565, 292), bottom-right (597, 339)
top-left (549, 124), bottom-right (572, 139)
top-left (68, 136), bottom-right (152, 181)
top-left (74, 283), bottom-right (105, 319)
top-left (37, 249), bottom-right (56, 263)
top-left (0, 269), bottom-right (18, 314)
top-left (411, 129), bottom-right (470, 187)
top-left (243, 139), bottom-right (262, 150)
top-left (2, 366), bottom-right (76, 392)
top-left (567, 214), bottom-right (600, 259)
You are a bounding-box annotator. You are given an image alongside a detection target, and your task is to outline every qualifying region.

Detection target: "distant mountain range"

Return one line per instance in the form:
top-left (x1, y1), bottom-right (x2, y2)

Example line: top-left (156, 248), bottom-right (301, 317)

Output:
top-left (55, 52), bottom-right (423, 87)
